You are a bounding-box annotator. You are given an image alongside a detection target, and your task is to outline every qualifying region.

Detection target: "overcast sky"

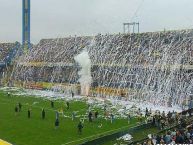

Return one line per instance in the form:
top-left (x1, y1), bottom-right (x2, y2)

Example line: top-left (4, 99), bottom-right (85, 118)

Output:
top-left (0, 0), bottom-right (193, 44)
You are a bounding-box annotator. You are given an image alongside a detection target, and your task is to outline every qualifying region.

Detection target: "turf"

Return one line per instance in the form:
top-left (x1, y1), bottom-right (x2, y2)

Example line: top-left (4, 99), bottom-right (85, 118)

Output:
top-left (102, 126), bottom-right (159, 145)
top-left (0, 91), bottom-right (139, 145)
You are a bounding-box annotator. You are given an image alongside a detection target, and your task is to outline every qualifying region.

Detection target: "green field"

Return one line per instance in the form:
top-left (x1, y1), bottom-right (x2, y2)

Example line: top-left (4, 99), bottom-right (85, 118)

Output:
top-left (0, 90), bottom-right (141, 145)
top-left (103, 126), bottom-right (159, 145)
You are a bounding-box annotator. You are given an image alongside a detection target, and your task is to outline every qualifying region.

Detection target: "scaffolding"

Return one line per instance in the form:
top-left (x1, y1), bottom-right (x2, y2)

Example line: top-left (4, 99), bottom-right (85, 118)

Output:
top-left (123, 22), bottom-right (139, 33)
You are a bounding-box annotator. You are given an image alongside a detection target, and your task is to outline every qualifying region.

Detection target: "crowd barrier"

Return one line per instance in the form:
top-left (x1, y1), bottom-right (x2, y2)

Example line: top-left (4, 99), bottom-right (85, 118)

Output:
top-left (80, 108), bottom-right (193, 145)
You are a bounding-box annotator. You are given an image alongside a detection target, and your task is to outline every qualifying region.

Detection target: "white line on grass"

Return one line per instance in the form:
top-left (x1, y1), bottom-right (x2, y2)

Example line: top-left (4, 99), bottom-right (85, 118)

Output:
top-left (62, 124), bottom-right (136, 145)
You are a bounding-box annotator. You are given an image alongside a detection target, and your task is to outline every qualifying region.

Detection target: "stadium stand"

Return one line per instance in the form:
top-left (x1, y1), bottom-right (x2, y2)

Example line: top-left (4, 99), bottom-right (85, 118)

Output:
top-left (0, 43), bottom-right (15, 64)
top-left (6, 29), bottom-right (193, 106)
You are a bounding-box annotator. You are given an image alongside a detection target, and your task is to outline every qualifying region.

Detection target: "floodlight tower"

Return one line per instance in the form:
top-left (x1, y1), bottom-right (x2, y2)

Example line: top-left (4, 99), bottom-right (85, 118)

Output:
top-left (22, 0), bottom-right (31, 51)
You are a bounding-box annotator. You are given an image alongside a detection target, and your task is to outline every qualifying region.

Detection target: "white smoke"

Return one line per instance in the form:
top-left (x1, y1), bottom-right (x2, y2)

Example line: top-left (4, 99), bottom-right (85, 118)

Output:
top-left (74, 49), bottom-right (92, 96)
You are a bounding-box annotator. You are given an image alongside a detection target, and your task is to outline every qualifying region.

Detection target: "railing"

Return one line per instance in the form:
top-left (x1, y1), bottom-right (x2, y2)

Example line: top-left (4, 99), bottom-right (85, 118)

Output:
top-left (79, 108), bottom-right (193, 145)
top-left (16, 61), bottom-right (193, 70)
top-left (129, 108), bottom-right (193, 145)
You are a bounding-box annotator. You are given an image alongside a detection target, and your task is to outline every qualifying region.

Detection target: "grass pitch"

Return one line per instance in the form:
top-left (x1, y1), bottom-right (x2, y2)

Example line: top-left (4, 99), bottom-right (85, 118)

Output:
top-left (0, 90), bottom-right (140, 145)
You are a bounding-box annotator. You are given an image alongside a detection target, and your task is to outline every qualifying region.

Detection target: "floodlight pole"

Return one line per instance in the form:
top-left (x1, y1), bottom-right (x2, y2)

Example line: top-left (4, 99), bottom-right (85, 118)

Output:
top-left (22, 0), bottom-right (31, 51)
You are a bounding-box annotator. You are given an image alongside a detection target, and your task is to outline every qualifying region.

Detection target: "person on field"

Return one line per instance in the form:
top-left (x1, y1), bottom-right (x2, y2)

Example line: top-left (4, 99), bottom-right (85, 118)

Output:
top-left (77, 121), bottom-right (83, 134)
top-left (95, 111), bottom-right (99, 119)
top-left (110, 113), bottom-right (114, 123)
top-left (72, 111), bottom-right (76, 121)
top-left (127, 113), bottom-right (131, 124)
top-left (18, 102), bottom-right (22, 112)
top-left (88, 111), bottom-right (93, 122)
top-left (15, 105), bottom-right (18, 116)
top-left (28, 108), bottom-right (31, 118)
top-left (8, 92), bottom-right (11, 97)
top-left (145, 108), bottom-right (149, 117)
top-left (56, 110), bottom-right (59, 120)
top-left (72, 92), bottom-right (74, 98)
top-left (42, 108), bottom-right (45, 119)
top-left (51, 101), bottom-right (54, 108)
top-left (66, 101), bottom-right (70, 110)
top-left (55, 118), bottom-right (59, 129)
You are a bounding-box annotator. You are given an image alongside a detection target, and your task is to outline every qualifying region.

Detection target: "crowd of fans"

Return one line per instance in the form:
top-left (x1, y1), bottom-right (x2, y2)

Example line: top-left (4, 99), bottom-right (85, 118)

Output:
top-left (14, 66), bottom-right (78, 83)
top-left (140, 109), bottom-right (193, 144)
top-left (0, 43), bottom-right (15, 63)
top-left (21, 36), bottom-right (91, 63)
top-left (89, 30), bottom-right (193, 65)
top-left (18, 29), bottom-right (193, 65)
top-left (10, 30), bottom-right (193, 107)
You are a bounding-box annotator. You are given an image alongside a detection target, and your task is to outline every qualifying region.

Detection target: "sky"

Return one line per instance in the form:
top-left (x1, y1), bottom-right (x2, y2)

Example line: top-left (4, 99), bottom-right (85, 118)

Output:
top-left (0, 0), bottom-right (193, 44)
